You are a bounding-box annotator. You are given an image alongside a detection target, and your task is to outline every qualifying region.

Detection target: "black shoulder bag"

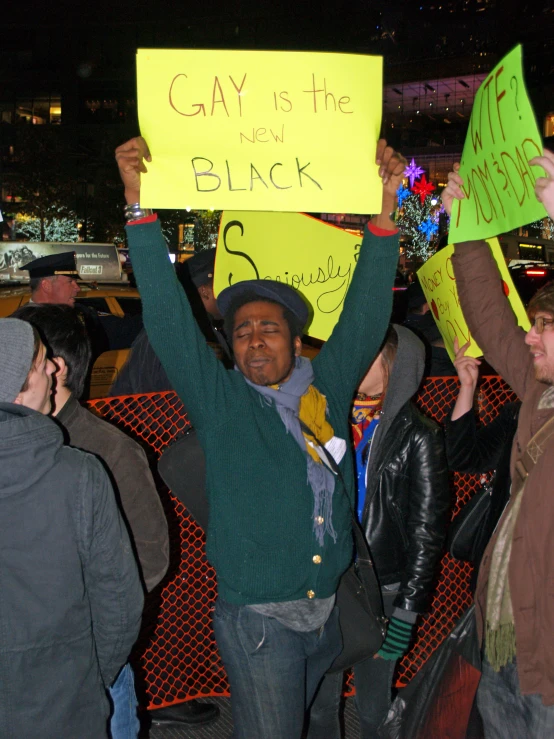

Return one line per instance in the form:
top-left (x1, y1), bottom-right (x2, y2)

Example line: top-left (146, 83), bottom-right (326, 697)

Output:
top-left (447, 478), bottom-right (496, 563)
top-left (158, 428), bottom-right (209, 532)
top-left (299, 421), bottom-right (387, 673)
top-left (448, 413), bottom-right (554, 564)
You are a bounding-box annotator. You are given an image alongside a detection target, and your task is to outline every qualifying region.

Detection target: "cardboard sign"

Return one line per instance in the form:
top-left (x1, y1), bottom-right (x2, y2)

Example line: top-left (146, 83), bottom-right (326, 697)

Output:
top-left (213, 211), bottom-right (364, 340)
top-left (417, 238), bottom-right (530, 361)
top-left (137, 49), bottom-right (383, 214)
top-left (450, 45), bottom-right (546, 243)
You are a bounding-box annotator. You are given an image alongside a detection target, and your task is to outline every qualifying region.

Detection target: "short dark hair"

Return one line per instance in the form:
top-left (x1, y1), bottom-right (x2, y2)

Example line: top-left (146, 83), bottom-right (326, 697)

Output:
top-left (11, 304), bottom-right (92, 398)
top-left (29, 276), bottom-right (44, 293)
top-left (29, 275), bottom-right (67, 293)
top-left (528, 280), bottom-right (554, 321)
top-left (223, 292), bottom-right (303, 345)
top-left (19, 325), bottom-right (43, 393)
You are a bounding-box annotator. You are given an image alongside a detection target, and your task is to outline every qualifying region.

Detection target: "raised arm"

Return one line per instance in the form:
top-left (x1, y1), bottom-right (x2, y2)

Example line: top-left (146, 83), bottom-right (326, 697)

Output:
top-left (442, 166), bottom-right (533, 399)
top-left (451, 337), bottom-right (480, 422)
top-left (446, 401), bottom-right (520, 475)
top-left (313, 140), bottom-right (404, 408)
top-left (116, 137), bottom-right (232, 428)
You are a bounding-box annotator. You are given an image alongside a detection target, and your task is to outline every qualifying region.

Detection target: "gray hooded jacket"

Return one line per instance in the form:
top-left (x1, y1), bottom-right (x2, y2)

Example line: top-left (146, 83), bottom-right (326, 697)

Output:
top-left (0, 404), bottom-right (143, 739)
top-left (361, 326), bottom-right (451, 614)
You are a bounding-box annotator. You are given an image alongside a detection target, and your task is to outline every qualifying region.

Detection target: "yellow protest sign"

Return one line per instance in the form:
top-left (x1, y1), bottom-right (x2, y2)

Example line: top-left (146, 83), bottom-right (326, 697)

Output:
top-left (450, 45), bottom-right (546, 242)
top-left (417, 238), bottom-right (530, 361)
top-left (213, 211), bottom-right (364, 340)
top-left (137, 49), bottom-right (383, 214)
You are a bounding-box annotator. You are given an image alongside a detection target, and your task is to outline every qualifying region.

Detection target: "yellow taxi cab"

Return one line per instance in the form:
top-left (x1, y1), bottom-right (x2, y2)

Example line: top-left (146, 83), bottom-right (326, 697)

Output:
top-left (0, 283), bottom-right (141, 318)
top-left (0, 284), bottom-right (141, 398)
top-left (0, 284), bottom-right (321, 399)
top-left (89, 348), bottom-right (132, 398)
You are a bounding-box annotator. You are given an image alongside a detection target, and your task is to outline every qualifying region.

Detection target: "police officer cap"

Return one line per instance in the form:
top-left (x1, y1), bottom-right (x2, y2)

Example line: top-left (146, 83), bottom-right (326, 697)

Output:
top-left (217, 279), bottom-right (309, 329)
top-left (21, 252), bottom-right (79, 280)
top-left (186, 249), bottom-right (216, 288)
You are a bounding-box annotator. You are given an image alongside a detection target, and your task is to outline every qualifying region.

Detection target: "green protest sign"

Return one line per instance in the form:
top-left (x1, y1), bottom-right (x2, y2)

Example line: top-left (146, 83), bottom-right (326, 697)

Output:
top-left (450, 45), bottom-right (546, 243)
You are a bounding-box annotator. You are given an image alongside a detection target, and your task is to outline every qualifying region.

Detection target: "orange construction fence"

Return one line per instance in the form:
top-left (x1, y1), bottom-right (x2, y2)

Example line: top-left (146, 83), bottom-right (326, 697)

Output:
top-left (88, 375), bottom-right (517, 708)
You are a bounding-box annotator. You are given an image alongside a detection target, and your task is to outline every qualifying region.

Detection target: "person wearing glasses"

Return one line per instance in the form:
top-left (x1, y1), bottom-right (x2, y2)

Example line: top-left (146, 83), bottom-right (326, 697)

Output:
top-left (441, 150), bottom-right (554, 738)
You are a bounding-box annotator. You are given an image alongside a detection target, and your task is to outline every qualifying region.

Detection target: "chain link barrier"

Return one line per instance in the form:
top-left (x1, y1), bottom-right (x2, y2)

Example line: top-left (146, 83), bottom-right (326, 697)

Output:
top-left (88, 376), bottom-right (517, 706)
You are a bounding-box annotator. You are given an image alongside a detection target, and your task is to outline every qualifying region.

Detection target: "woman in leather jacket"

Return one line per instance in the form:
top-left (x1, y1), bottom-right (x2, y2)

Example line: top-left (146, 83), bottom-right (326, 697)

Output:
top-left (308, 324), bottom-right (451, 739)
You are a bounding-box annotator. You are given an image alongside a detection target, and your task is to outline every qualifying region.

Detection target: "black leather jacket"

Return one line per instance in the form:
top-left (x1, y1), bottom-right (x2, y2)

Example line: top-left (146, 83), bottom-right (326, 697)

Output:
top-left (444, 400), bottom-right (520, 576)
top-left (359, 328), bottom-right (451, 615)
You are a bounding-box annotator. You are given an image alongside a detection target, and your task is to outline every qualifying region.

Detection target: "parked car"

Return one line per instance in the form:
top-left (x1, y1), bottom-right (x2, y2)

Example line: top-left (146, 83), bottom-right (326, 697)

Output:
top-left (0, 283), bottom-right (142, 318)
top-left (508, 262), bottom-right (554, 306)
top-left (0, 284), bottom-right (142, 399)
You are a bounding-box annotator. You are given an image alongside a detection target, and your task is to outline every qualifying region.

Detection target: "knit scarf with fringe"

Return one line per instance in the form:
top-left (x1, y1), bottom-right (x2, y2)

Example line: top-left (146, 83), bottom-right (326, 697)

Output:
top-left (241, 356), bottom-right (337, 546)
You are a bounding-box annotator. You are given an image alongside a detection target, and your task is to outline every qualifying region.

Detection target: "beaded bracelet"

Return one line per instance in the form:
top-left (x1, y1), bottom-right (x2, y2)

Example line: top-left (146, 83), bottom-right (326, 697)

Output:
top-left (124, 202), bottom-right (153, 222)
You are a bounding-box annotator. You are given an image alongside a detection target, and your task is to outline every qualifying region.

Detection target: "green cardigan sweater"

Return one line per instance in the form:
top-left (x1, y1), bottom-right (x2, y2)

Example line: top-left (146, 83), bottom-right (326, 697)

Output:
top-left (126, 219), bottom-right (399, 605)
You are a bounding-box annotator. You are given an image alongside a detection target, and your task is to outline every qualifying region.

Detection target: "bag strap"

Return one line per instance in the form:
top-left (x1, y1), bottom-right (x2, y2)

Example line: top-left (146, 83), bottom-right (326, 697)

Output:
top-left (514, 412), bottom-right (554, 484)
top-left (299, 419), bottom-right (373, 563)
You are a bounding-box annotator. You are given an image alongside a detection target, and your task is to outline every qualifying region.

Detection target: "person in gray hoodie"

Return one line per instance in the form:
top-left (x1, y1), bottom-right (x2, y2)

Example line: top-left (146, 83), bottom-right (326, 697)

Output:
top-left (11, 302), bottom-right (170, 737)
top-left (308, 325), bottom-right (451, 738)
top-left (0, 317), bottom-right (144, 739)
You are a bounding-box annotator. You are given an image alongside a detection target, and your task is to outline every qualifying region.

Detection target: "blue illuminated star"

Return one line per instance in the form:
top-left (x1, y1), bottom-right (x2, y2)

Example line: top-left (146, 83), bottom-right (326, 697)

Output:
top-left (418, 218), bottom-right (439, 241)
top-left (396, 185), bottom-right (411, 207)
top-left (404, 158), bottom-right (425, 188)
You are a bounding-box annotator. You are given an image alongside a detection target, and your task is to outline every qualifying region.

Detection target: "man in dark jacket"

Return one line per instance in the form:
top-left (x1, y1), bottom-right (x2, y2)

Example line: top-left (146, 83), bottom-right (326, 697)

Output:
top-left (21, 251), bottom-right (113, 356)
top-left (12, 303), bottom-right (170, 737)
top-left (22, 251), bottom-right (142, 354)
top-left (23, 251), bottom-right (81, 306)
top-left (0, 317), bottom-right (143, 738)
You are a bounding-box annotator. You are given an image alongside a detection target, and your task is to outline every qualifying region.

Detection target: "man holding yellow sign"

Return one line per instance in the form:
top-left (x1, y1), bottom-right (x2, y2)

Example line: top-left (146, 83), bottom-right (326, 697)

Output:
top-left (115, 132), bottom-right (405, 739)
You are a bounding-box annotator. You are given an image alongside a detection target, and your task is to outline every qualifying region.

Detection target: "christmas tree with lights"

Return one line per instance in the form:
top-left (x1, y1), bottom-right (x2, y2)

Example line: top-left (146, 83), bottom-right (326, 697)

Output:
top-left (529, 216), bottom-right (554, 241)
top-left (15, 207), bottom-right (79, 242)
top-left (396, 158), bottom-right (443, 262)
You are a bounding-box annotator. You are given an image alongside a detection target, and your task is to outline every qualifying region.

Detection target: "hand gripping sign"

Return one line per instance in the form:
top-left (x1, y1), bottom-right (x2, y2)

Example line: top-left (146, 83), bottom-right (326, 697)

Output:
top-left (137, 49), bottom-right (383, 214)
top-left (417, 238), bottom-right (530, 361)
top-left (449, 45), bottom-right (546, 243)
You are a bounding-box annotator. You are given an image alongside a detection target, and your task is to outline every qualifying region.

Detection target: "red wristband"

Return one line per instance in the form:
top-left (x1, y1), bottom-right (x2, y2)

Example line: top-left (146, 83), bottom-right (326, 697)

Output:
top-left (367, 222), bottom-right (399, 237)
top-left (127, 214), bottom-right (158, 226)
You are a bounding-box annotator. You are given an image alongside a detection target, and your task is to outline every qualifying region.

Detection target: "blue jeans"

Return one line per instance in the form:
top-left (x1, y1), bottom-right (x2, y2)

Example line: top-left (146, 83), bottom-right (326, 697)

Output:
top-left (477, 657), bottom-right (554, 739)
top-left (307, 651), bottom-right (397, 739)
top-left (213, 598), bottom-right (342, 739)
top-left (307, 589), bottom-right (398, 739)
top-left (108, 663), bottom-right (140, 739)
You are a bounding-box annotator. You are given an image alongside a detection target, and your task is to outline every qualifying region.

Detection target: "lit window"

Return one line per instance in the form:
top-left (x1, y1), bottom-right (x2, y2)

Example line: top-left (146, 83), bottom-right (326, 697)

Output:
top-left (14, 95), bottom-right (61, 125)
top-left (544, 113), bottom-right (554, 138)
